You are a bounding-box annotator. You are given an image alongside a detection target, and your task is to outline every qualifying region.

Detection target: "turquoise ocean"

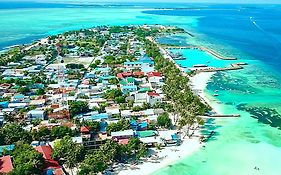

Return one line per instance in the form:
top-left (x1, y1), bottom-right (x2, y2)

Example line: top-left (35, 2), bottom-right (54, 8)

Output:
top-left (1, 1), bottom-right (281, 175)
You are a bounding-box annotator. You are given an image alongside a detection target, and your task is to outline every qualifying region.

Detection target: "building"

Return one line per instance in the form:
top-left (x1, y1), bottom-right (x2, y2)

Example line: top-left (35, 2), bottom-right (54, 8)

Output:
top-left (147, 92), bottom-right (162, 105)
top-left (27, 110), bottom-right (47, 120)
top-left (35, 145), bottom-right (63, 175)
top-left (111, 129), bottom-right (134, 140)
top-left (94, 67), bottom-right (111, 77)
top-left (0, 144), bottom-right (15, 155)
top-left (0, 156), bottom-right (13, 173)
top-left (124, 61), bottom-right (143, 71)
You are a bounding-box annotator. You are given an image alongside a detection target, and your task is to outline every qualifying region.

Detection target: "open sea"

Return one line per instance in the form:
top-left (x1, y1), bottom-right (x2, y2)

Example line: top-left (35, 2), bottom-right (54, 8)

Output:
top-left (1, 1), bottom-right (281, 175)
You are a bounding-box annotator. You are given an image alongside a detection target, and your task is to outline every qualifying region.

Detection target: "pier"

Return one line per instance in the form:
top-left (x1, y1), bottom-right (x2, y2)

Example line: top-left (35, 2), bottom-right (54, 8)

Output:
top-left (163, 45), bottom-right (237, 60)
top-left (210, 114), bottom-right (240, 118)
top-left (194, 63), bottom-right (245, 73)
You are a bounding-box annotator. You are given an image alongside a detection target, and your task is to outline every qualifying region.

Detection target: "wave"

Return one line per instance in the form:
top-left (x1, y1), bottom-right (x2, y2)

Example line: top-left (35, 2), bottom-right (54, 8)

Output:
top-left (249, 16), bottom-right (281, 58)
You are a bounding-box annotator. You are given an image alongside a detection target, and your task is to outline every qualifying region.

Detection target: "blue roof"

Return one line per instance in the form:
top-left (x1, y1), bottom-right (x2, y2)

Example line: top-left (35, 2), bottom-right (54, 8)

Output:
top-left (138, 55), bottom-right (154, 64)
top-left (99, 121), bottom-right (108, 132)
top-left (138, 121), bottom-right (148, 129)
top-left (14, 94), bottom-right (25, 99)
top-left (0, 101), bottom-right (9, 108)
top-left (95, 67), bottom-right (110, 72)
top-left (171, 134), bottom-right (179, 140)
top-left (0, 144), bottom-right (15, 153)
top-left (99, 76), bottom-right (116, 81)
top-left (84, 113), bottom-right (109, 121)
top-left (121, 85), bottom-right (137, 89)
top-left (124, 61), bottom-right (143, 65)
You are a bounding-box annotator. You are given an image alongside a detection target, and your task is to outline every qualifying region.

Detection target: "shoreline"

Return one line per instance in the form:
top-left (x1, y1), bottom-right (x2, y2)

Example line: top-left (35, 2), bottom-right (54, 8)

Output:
top-left (116, 38), bottom-right (222, 175)
top-left (118, 130), bottom-right (203, 175)
top-left (189, 72), bottom-right (224, 115)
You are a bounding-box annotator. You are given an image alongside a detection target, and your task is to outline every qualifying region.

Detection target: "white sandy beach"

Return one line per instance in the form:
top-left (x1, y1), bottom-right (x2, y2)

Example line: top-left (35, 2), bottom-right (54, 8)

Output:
top-left (189, 72), bottom-right (224, 114)
top-left (118, 132), bottom-right (202, 175)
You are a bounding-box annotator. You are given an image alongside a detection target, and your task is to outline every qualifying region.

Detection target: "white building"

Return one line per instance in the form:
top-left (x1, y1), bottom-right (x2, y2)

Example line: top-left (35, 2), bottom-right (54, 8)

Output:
top-left (27, 110), bottom-right (46, 120)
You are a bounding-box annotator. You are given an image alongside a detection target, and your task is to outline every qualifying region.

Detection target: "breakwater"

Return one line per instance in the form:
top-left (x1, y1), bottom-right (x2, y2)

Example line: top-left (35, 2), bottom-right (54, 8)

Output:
top-left (163, 45), bottom-right (237, 60)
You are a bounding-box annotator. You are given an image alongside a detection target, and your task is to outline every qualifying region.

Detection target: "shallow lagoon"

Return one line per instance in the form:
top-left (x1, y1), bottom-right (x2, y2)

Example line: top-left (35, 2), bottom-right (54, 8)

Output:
top-left (170, 48), bottom-right (239, 69)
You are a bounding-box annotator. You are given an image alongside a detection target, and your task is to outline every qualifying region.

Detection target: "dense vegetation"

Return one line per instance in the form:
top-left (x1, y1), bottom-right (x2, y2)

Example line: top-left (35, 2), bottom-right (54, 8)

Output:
top-left (144, 39), bottom-right (208, 137)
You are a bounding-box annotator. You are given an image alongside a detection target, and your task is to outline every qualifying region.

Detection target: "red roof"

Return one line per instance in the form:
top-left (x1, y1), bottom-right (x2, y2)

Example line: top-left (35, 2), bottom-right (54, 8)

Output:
top-left (117, 72), bottom-right (133, 79)
top-left (82, 79), bottom-right (89, 85)
top-left (147, 71), bottom-right (161, 77)
top-left (117, 73), bottom-right (123, 79)
top-left (122, 72), bottom-right (132, 77)
top-left (133, 71), bottom-right (145, 76)
top-left (148, 92), bottom-right (160, 97)
top-left (35, 146), bottom-right (61, 170)
top-left (118, 139), bottom-right (129, 145)
top-left (80, 126), bottom-right (91, 133)
top-left (0, 156), bottom-right (13, 173)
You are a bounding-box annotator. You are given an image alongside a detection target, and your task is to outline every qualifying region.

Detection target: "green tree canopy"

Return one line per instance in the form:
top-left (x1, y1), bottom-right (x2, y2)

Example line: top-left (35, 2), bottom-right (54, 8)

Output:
top-left (10, 142), bottom-right (44, 175)
top-left (157, 112), bottom-right (172, 128)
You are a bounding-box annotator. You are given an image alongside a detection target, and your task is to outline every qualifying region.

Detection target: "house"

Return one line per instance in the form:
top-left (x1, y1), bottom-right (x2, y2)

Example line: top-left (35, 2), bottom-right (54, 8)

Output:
top-left (0, 112), bottom-right (5, 125)
top-left (130, 120), bottom-right (148, 131)
top-left (134, 93), bottom-right (147, 105)
top-left (2, 69), bottom-right (24, 79)
top-left (138, 55), bottom-right (153, 64)
top-left (0, 83), bottom-right (11, 91)
top-left (27, 110), bottom-right (46, 121)
top-left (48, 109), bottom-right (70, 120)
top-left (105, 106), bottom-right (120, 116)
top-left (8, 103), bottom-right (28, 109)
top-left (120, 77), bottom-right (138, 93)
top-left (121, 85), bottom-right (137, 94)
top-left (11, 94), bottom-right (26, 103)
top-left (80, 126), bottom-right (91, 139)
top-left (159, 130), bottom-right (181, 146)
top-left (111, 129), bottom-right (134, 140)
top-left (0, 145), bottom-right (15, 155)
top-left (138, 55), bottom-right (155, 72)
top-left (81, 113), bottom-right (109, 121)
top-left (147, 72), bottom-right (164, 87)
top-left (147, 92), bottom-right (162, 105)
top-left (35, 145), bottom-right (63, 175)
top-left (120, 110), bottom-right (132, 118)
top-left (85, 71), bottom-right (96, 79)
top-left (77, 84), bottom-right (90, 93)
top-left (124, 61), bottom-right (143, 71)
top-left (29, 99), bottom-right (46, 107)
top-left (0, 156), bottom-right (13, 173)
top-left (116, 72), bottom-right (132, 79)
top-left (72, 136), bottom-right (83, 144)
top-left (137, 130), bottom-right (158, 138)
top-left (0, 101), bottom-right (9, 109)
top-left (99, 120), bottom-right (108, 133)
top-left (94, 67), bottom-right (111, 77)
top-left (120, 77), bottom-right (135, 86)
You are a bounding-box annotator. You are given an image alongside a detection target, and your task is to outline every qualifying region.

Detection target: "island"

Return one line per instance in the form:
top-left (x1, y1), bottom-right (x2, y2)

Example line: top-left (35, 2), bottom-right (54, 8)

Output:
top-left (0, 25), bottom-right (236, 175)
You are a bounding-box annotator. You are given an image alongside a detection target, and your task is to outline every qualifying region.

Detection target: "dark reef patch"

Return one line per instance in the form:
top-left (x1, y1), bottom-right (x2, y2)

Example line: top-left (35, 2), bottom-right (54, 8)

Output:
top-left (237, 103), bottom-right (281, 129)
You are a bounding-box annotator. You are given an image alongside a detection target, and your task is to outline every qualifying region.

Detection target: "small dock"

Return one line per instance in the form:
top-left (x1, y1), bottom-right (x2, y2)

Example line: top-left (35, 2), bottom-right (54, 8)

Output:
top-left (210, 114), bottom-right (240, 118)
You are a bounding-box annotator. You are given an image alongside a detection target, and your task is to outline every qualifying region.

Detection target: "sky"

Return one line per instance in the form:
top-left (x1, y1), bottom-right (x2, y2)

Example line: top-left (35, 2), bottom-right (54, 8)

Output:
top-left (2, 0), bottom-right (281, 4)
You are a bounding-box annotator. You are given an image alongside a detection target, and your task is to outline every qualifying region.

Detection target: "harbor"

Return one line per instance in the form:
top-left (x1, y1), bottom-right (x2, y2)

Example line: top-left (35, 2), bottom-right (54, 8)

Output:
top-left (163, 45), bottom-right (238, 60)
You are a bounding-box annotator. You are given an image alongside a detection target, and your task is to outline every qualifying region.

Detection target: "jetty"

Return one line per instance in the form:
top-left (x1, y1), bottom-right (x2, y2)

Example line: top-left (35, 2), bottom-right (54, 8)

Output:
top-left (210, 114), bottom-right (240, 118)
top-left (194, 63), bottom-right (245, 73)
top-left (163, 45), bottom-right (237, 60)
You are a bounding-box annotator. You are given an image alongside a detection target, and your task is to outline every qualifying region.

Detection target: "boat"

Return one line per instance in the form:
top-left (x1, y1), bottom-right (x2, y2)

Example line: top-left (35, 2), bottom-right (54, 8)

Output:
top-left (213, 94), bottom-right (219, 97)
top-left (193, 64), bottom-right (208, 67)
